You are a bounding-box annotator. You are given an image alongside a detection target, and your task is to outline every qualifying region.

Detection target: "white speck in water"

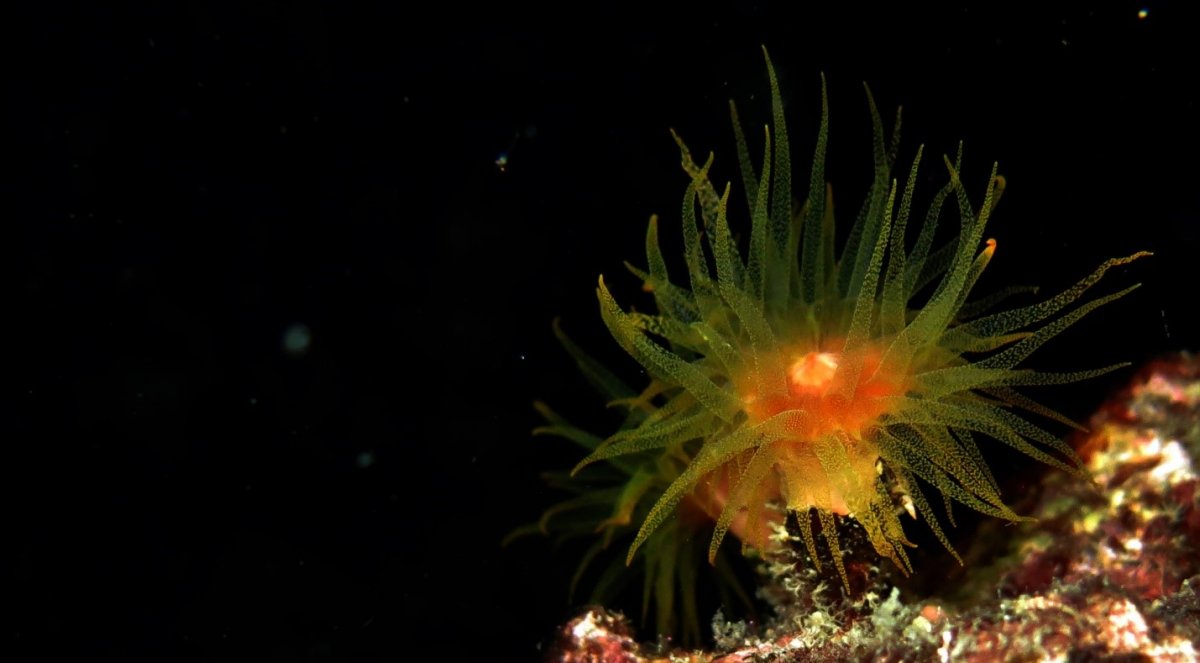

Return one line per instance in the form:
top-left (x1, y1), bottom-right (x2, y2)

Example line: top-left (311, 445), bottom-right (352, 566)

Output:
top-left (283, 323), bottom-right (312, 356)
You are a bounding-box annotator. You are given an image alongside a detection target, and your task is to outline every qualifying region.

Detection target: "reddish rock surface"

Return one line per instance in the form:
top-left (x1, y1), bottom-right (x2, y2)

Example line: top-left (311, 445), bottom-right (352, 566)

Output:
top-left (549, 354), bottom-right (1200, 662)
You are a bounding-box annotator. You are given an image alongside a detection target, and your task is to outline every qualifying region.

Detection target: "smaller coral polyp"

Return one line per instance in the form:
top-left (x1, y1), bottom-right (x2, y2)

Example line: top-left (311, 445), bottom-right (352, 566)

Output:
top-left (518, 48), bottom-right (1147, 641)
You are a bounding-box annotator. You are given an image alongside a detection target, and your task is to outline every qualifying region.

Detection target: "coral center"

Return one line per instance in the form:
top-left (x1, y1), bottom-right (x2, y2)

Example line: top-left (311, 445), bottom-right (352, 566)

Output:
top-left (788, 351), bottom-right (840, 395)
top-left (731, 342), bottom-right (910, 518)
top-left (741, 343), bottom-right (906, 442)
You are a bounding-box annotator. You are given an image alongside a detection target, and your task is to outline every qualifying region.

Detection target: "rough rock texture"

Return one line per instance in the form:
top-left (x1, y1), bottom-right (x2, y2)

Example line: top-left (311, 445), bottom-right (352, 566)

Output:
top-left (548, 354), bottom-right (1200, 662)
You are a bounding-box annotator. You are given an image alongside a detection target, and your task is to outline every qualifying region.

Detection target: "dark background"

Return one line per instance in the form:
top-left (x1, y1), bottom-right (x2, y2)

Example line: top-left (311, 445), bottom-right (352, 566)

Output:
top-left (8, 3), bottom-right (1195, 660)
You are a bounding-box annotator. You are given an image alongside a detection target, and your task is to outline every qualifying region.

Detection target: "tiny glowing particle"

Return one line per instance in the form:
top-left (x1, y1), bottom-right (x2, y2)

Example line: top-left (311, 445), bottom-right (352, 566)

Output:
top-left (282, 323), bottom-right (312, 356)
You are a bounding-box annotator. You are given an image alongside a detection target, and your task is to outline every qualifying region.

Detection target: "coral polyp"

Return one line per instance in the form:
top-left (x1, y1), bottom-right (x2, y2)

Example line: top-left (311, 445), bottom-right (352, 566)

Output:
top-left (517, 48), bottom-right (1148, 640)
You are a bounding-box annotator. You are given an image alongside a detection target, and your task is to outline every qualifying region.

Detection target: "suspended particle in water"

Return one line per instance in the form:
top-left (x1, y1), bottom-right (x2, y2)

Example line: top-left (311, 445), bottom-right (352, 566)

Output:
top-left (282, 323), bottom-right (312, 356)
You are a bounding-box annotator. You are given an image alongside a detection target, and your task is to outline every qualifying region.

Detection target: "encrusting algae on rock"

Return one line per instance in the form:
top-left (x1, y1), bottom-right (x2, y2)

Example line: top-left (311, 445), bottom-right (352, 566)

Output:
top-left (509, 47), bottom-right (1150, 646)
